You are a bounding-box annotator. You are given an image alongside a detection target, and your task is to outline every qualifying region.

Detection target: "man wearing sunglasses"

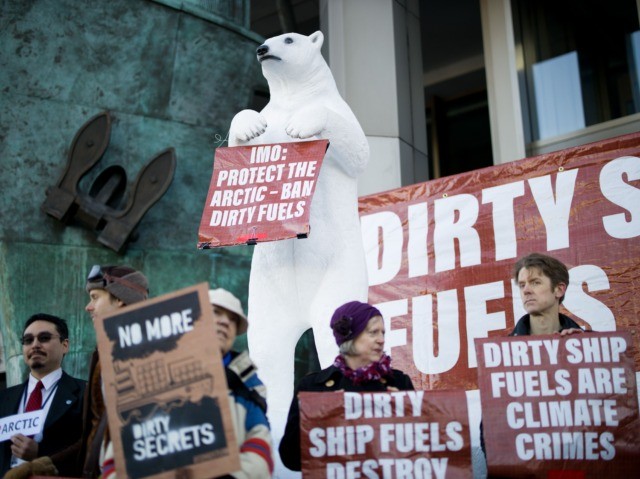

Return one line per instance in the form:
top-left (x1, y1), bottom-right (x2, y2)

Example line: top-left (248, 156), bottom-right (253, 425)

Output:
top-left (0, 314), bottom-right (86, 477)
top-left (6, 265), bottom-right (150, 479)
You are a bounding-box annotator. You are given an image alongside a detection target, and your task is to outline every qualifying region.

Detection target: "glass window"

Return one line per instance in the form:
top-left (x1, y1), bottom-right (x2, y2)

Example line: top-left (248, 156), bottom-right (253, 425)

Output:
top-left (513, 0), bottom-right (640, 143)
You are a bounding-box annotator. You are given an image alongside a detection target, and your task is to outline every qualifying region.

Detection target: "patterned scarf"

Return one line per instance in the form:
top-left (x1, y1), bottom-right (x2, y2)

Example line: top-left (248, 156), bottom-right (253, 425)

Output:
top-left (333, 353), bottom-right (393, 385)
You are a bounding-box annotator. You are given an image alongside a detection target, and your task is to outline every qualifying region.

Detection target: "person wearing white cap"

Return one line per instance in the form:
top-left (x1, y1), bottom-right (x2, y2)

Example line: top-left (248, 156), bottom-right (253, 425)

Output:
top-left (209, 288), bottom-right (274, 478)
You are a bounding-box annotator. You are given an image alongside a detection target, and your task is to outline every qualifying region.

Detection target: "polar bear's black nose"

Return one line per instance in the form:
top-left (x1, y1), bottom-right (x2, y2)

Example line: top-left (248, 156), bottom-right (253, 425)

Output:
top-left (256, 44), bottom-right (269, 56)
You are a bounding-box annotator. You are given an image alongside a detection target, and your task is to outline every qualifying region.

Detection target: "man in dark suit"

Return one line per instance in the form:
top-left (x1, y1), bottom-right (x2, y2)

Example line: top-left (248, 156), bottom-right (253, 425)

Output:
top-left (0, 313), bottom-right (86, 477)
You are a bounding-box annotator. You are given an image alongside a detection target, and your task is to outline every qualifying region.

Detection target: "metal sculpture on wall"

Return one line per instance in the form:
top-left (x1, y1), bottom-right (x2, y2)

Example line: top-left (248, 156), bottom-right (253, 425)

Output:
top-left (42, 111), bottom-right (176, 253)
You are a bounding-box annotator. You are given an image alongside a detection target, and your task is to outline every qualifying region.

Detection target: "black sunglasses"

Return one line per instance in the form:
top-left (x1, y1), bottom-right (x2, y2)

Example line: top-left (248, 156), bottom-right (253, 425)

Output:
top-left (21, 332), bottom-right (64, 346)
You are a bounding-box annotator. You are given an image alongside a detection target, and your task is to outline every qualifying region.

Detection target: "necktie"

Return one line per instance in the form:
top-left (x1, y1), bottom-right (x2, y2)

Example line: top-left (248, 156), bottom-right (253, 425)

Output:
top-left (25, 380), bottom-right (44, 412)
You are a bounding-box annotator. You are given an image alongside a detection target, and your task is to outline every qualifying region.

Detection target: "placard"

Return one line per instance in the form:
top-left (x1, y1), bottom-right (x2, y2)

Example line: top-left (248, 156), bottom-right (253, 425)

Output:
top-left (299, 390), bottom-right (472, 478)
top-left (358, 132), bottom-right (640, 391)
top-left (198, 140), bottom-right (328, 247)
top-left (476, 331), bottom-right (639, 478)
top-left (0, 410), bottom-right (44, 442)
top-left (94, 283), bottom-right (240, 479)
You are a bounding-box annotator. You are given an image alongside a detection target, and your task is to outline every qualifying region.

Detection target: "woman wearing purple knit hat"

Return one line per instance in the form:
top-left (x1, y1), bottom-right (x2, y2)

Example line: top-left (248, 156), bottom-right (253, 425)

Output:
top-left (278, 300), bottom-right (414, 471)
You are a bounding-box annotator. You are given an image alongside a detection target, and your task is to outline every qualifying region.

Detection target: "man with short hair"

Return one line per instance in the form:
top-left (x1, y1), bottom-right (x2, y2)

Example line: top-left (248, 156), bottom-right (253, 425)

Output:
top-left (209, 288), bottom-right (273, 478)
top-left (481, 253), bottom-right (586, 457)
top-left (0, 314), bottom-right (86, 476)
top-left (5, 265), bottom-right (150, 479)
top-left (511, 252), bottom-right (585, 336)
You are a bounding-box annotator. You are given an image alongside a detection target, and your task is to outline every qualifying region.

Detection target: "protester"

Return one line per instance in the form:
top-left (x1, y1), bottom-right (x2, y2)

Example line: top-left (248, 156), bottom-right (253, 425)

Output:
top-left (0, 314), bottom-right (86, 477)
top-left (209, 288), bottom-right (273, 478)
top-left (278, 300), bottom-right (414, 471)
top-left (481, 252), bottom-right (586, 458)
top-left (4, 265), bottom-right (150, 479)
top-left (510, 252), bottom-right (585, 336)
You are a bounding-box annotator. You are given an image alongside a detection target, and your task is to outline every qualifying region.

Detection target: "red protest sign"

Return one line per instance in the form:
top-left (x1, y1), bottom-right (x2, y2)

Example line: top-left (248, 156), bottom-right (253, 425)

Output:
top-left (198, 140), bottom-right (328, 247)
top-left (476, 331), bottom-right (640, 478)
top-left (299, 390), bottom-right (472, 478)
top-left (358, 132), bottom-right (640, 391)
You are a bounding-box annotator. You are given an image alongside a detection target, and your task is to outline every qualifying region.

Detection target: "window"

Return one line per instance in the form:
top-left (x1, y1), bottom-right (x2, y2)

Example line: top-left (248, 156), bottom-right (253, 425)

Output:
top-left (513, 0), bottom-right (640, 147)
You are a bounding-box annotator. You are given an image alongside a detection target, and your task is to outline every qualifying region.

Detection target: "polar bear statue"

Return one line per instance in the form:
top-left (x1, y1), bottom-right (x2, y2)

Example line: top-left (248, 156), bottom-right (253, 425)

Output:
top-left (228, 30), bottom-right (370, 449)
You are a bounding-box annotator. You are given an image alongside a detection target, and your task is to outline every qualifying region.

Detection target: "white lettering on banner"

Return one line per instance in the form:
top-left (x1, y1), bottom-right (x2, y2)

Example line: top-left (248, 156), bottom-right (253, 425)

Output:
top-left (600, 156), bottom-right (640, 238)
top-left (565, 336), bottom-right (627, 364)
top-left (577, 367), bottom-right (627, 394)
top-left (256, 201), bottom-right (305, 222)
top-left (326, 458), bottom-right (449, 479)
top-left (118, 309), bottom-right (194, 348)
top-left (361, 156), bottom-right (640, 286)
top-left (287, 160), bottom-right (317, 179)
top-left (209, 207), bottom-right (257, 227)
top-left (433, 194), bottom-right (481, 273)
top-left (483, 339), bottom-right (561, 368)
top-left (490, 370), bottom-right (571, 398)
top-left (465, 281), bottom-right (507, 368)
top-left (408, 202), bottom-right (429, 278)
top-left (514, 431), bottom-right (615, 461)
top-left (528, 170), bottom-right (577, 251)
top-left (377, 280), bottom-right (611, 372)
top-left (361, 211), bottom-right (403, 286)
top-left (308, 425), bottom-right (375, 456)
top-left (249, 144), bottom-right (286, 163)
top-left (481, 181), bottom-right (525, 261)
top-left (506, 399), bottom-right (618, 429)
top-left (210, 187), bottom-right (267, 207)
top-left (564, 265), bottom-right (616, 331)
top-left (280, 180), bottom-right (314, 199)
top-left (343, 391), bottom-right (425, 419)
top-left (412, 291), bottom-right (460, 374)
top-left (131, 414), bottom-right (216, 461)
top-left (374, 299), bottom-right (408, 353)
top-left (216, 164), bottom-right (286, 187)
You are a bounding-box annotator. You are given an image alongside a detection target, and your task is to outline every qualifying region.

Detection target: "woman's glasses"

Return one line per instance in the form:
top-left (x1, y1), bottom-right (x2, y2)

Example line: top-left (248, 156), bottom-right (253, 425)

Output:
top-left (21, 332), bottom-right (63, 346)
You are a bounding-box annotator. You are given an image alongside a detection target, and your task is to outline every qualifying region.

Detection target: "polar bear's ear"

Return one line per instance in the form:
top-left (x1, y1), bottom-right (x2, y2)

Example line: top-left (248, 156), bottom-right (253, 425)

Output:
top-left (309, 31), bottom-right (324, 49)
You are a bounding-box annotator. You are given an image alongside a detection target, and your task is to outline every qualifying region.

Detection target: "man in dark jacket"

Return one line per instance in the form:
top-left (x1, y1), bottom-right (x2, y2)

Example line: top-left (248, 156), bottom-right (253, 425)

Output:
top-left (481, 253), bottom-right (586, 459)
top-left (4, 265), bottom-right (149, 479)
top-left (510, 252), bottom-right (585, 336)
top-left (0, 313), bottom-right (86, 477)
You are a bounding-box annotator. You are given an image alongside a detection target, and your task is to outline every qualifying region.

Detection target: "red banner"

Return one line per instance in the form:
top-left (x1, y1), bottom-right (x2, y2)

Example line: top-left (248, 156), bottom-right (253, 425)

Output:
top-left (476, 331), bottom-right (639, 478)
top-left (358, 132), bottom-right (640, 391)
top-left (198, 140), bottom-right (328, 247)
top-left (299, 390), bottom-right (472, 478)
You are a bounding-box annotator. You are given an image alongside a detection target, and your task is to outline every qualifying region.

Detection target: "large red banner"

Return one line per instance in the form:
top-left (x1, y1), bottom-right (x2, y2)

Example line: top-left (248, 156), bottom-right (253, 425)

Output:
top-left (299, 390), bottom-right (472, 478)
top-left (476, 331), bottom-right (639, 478)
top-left (358, 132), bottom-right (640, 391)
top-left (198, 140), bottom-right (328, 247)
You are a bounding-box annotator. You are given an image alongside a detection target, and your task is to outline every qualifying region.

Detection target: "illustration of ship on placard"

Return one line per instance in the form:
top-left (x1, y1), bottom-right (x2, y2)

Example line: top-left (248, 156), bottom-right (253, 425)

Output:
top-left (115, 357), bottom-right (213, 424)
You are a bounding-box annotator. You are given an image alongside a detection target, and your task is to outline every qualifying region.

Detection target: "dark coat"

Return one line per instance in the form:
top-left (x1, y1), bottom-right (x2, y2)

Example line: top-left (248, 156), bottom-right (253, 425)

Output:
top-left (0, 371), bottom-right (86, 477)
top-left (509, 312), bottom-right (584, 336)
top-left (278, 364), bottom-right (414, 471)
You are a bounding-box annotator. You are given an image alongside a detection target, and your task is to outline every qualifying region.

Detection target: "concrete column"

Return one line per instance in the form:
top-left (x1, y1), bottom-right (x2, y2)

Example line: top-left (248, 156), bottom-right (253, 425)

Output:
top-left (480, 0), bottom-right (526, 164)
top-left (320, 0), bottom-right (428, 195)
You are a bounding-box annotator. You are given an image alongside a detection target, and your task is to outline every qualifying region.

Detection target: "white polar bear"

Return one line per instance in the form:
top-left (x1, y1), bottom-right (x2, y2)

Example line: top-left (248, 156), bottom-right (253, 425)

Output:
top-left (228, 30), bottom-right (370, 452)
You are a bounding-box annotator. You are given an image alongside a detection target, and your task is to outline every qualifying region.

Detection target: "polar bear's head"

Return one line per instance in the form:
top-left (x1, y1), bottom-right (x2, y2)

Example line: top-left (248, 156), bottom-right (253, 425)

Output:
top-left (256, 31), bottom-right (332, 87)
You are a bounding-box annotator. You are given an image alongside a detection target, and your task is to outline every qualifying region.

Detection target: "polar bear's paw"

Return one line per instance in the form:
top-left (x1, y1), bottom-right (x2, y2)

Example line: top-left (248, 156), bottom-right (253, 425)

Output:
top-left (230, 109), bottom-right (267, 142)
top-left (285, 106), bottom-right (328, 139)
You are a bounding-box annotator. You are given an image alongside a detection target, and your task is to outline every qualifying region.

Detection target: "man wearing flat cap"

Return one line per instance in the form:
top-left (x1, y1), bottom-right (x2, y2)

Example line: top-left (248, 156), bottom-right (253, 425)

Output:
top-left (209, 288), bottom-right (274, 478)
top-left (5, 265), bottom-right (150, 479)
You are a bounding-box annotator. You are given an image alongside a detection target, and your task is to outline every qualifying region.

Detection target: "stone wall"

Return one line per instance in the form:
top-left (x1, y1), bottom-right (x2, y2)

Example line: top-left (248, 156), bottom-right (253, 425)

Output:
top-left (0, 0), bottom-right (264, 385)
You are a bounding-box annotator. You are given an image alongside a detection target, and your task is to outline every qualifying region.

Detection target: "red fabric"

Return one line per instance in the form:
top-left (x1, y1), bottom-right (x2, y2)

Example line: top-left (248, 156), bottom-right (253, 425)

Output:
top-left (25, 381), bottom-right (44, 412)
